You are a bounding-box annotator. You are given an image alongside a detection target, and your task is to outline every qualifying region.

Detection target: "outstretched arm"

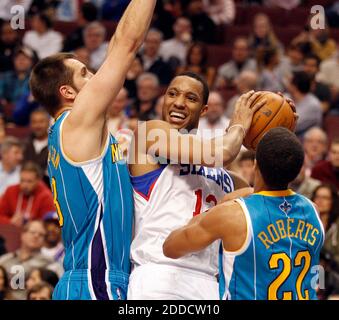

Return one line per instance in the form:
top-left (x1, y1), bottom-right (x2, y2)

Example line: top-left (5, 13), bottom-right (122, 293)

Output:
top-left (163, 200), bottom-right (247, 259)
top-left (64, 0), bottom-right (157, 162)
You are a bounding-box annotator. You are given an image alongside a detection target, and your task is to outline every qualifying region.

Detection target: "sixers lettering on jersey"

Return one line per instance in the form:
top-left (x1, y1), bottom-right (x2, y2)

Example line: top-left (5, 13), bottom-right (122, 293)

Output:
top-left (179, 165), bottom-right (233, 193)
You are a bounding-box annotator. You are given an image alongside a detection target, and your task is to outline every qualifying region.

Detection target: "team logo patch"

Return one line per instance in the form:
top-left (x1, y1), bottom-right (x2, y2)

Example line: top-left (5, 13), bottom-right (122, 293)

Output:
top-left (279, 199), bottom-right (292, 214)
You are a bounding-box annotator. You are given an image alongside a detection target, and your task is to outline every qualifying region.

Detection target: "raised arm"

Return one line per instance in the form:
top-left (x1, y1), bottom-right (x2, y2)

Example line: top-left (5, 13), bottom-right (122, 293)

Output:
top-left (163, 200), bottom-right (247, 259)
top-left (63, 0), bottom-right (156, 161)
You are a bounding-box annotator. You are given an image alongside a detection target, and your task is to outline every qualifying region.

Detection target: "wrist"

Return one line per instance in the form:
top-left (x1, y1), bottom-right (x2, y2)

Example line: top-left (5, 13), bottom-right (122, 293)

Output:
top-left (226, 124), bottom-right (246, 140)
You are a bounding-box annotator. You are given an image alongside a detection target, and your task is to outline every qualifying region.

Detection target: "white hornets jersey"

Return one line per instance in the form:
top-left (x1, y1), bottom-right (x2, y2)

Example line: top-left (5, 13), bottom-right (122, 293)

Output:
top-left (130, 164), bottom-right (234, 276)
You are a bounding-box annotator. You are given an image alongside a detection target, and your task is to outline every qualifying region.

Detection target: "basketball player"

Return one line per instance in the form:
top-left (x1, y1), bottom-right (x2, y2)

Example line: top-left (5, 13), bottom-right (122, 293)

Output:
top-left (164, 127), bottom-right (324, 300)
top-left (29, 0), bottom-right (157, 300)
top-left (127, 71), bottom-right (275, 299)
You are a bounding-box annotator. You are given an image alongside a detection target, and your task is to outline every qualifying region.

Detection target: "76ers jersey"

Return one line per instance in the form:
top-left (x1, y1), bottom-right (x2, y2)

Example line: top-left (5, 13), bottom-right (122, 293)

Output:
top-left (219, 190), bottom-right (324, 300)
top-left (47, 112), bottom-right (133, 300)
top-left (130, 164), bottom-right (234, 277)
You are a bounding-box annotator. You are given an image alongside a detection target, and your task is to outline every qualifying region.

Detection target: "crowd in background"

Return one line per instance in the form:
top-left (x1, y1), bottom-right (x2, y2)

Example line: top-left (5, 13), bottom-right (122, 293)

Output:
top-left (0, 0), bottom-right (339, 300)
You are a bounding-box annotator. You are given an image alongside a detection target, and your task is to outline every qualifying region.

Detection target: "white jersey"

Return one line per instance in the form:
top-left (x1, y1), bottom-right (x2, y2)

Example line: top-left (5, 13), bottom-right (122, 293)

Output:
top-left (130, 164), bottom-right (234, 277)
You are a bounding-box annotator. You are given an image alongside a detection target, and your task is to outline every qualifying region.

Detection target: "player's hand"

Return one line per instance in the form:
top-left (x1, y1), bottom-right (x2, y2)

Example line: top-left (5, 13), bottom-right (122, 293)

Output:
top-left (277, 92), bottom-right (299, 131)
top-left (229, 91), bottom-right (266, 135)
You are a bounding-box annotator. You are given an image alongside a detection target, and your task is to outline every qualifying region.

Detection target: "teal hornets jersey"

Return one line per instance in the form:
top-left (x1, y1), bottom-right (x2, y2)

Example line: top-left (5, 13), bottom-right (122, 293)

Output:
top-left (219, 190), bottom-right (324, 300)
top-left (47, 112), bottom-right (134, 300)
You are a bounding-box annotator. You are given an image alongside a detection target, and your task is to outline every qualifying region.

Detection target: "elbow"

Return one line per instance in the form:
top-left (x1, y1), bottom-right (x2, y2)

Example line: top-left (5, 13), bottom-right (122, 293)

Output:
top-left (162, 241), bottom-right (180, 259)
top-left (114, 30), bottom-right (142, 54)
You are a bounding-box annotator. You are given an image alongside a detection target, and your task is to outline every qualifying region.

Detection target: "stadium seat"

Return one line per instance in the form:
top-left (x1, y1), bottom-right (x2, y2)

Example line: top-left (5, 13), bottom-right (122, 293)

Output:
top-left (324, 115), bottom-right (339, 144)
top-left (0, 224), bottom-right (22, 253)
top-left (5, 126), bottom-right (31, 139)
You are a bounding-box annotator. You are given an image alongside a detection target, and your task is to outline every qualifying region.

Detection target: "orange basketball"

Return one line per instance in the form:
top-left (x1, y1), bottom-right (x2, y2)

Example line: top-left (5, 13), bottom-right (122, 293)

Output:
top-left (243, 92), bottom-right (296, 151)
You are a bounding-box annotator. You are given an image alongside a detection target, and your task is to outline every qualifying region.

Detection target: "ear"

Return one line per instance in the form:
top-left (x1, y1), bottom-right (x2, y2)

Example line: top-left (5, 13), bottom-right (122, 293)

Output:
top-left (200, 104), bottom-right (208, 117)
top-left (59, 85), bottom-right (77, 101)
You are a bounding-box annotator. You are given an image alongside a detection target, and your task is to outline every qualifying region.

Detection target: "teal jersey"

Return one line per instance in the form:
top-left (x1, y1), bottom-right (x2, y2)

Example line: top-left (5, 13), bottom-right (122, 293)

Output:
top-left (219, 190), bottom-right (324, 300)
top-left (47, 112), bottom-right (134, 300)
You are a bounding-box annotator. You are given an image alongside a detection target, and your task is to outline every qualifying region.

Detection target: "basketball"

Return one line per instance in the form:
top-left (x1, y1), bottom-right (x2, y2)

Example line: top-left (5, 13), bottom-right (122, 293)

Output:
top-left (243, 92), bottom-right (296, 151)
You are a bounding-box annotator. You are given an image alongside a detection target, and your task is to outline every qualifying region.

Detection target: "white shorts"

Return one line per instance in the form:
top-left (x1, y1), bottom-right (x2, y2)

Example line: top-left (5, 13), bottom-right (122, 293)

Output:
top-left (127, 264), bottom-right (219, 300)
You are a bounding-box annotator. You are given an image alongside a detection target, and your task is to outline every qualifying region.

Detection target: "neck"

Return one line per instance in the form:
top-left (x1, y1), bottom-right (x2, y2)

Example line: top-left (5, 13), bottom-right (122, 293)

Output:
top-left (293, 91), bottom-right (305, 103)
top-left (19, 247), bottom-right (38, 260)
top-left (54, 106), bottom-right (73, 120)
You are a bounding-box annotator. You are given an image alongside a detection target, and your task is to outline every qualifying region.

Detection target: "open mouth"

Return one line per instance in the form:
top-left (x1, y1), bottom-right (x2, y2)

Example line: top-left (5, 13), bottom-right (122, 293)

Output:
top-left (169, 111), bottom-right (188, 123)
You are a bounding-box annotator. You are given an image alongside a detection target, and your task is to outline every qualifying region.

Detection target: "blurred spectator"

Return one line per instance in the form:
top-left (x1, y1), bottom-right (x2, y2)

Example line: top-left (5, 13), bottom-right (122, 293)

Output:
top-left (282, 43), bottom-right (305, 74)
top-left (226, 70), bottom-right (258, 118)
top-left (303, 127), bottom-right (328, 175)
top-left (62, 2), bottom-right (98, 52)
top-left (317, 52), bottom-right (339, 104)
top-left (0, 113), bottom-right (5, 145)
top-left (0, 0), bottom-right (32, 20)
top-left (41, 212), bottom-right (64, 265)
top-left (326, 1), bottom-right (339, 28)
top-left (23, 108), bottom-right (49, 176)
top-left (0, 21), bottom-right (21, 73)
top-left (101, 0), bottom-right (130, 21)
top-left (124, 55), bottom-right (144, 100)
top-left (0, 162), bottom-right (55, 226)
top-left (290, 162), bottom-right (321, 199)
top-left (287, 71), bottom-right (322, 137)
top-left (0, 46), bottom-right (36, 114)
top-left (0, 236), bottom-right (5, 256)
top-left (140, 29), bottom-right (173, 85)
top-left (83, 21), bottom-right (108, 72)
top-left (28, 0), bottom-right (59, 16)
top-left (130, 73), bottom-right (159, 121)
top-left (312, 138), bottom-right (339, 190)
top-left (237, 150), bottom-right (255, 187)
top-left (311, 184), bottom-right (339, 232)
top-left (258, 47), bottom-right (286, 93)
top-left (23, 13), bottom-right (63, 59)
top-left (202, 0), bottom-right (235, 25)
top-left (303, 54), bottom-right (332, 113)
top-left (264, 0), bottom-right (300, 10)
top-left (159, 17), bottom-right (192, 67)
top-left (177, 42), bottom-right (216, 88)
top-left (185, 0), bottom-right (217, 44)
top-left (27, 281), bottom-right (53, 300)
top-left (0, 265), bottom-right (12, 300)
top-left (56, 0), bottom-right (79, 22)
top-left (248, 13), bottom-right (283, 56)
top-left (216, 37), bottom-right (257, 89)
top-left (0, 137), bottom-right (23, 197)
top-left (26, 267), bottom-right (59, 292)
top-left (12, 92), bottom-right (39, 127)
top-left (198, 91), bottom-right (229, 138)
top-left (152, 0), bottom-right (177, 39)
top-left (107, 87), bottom-right (130, 135)
top-left (0, 220), bottom-right (52, 300)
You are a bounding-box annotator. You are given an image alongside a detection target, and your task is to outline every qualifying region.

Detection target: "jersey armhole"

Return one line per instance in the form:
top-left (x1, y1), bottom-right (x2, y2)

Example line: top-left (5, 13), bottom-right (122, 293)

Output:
top-left (222, 198), bottom-right (253, 257)
top-left (58, 112), bottom-right (110, 167)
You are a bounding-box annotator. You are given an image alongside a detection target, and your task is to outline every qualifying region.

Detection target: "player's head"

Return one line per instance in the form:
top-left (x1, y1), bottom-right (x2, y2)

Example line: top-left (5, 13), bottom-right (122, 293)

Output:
top-left (255, 127), bottom-right (304, 190)
top-left (30, 53), bottom-right (94, 117)
top-left (162, 72), bottom-right (209, 131)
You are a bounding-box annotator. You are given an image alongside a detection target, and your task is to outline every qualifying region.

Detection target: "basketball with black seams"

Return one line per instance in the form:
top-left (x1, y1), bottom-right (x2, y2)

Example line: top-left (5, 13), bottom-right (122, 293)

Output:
top-left (243, 92), bottom-right (296, 151)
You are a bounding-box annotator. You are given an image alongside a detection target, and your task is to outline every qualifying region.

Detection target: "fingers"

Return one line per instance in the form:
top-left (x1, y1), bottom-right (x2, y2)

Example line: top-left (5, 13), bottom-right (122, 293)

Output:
top-left (286, 98), bottom-right (296, 113)
top-left (251, 99), bottom-right (267, 114)
top-left (240, 90), bottom-right (255, 105)
top-left (247, 91), bottom-right (262, 109)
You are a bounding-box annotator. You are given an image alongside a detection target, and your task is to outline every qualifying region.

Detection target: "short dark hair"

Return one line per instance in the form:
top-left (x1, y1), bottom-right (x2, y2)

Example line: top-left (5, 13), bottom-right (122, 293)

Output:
top-left (30, 53), bottom-right (76, 116)
top-left (304, 53), bottom-right (321, 68)
top-left (31, 268), bottom-right (59, 288)
top-left (176, 72), bottom-right (209, 105)
top-left (81, 2), bottom-right (98, 22)
top-left (256, 127), bottom-right (304, 190)
top-left (291, 71), bottom-right (312, 94)
top-left (34, 13), bottom-right (53, 29)
top-left (21, 161), bottom-right (42, 179)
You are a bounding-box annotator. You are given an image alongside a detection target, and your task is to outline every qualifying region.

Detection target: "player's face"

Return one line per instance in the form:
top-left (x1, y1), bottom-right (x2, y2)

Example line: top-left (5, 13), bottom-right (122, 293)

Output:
top-left (66, 59), bottom-right (94, 94)
top-left (163, 76), bottom-right (207, 131)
